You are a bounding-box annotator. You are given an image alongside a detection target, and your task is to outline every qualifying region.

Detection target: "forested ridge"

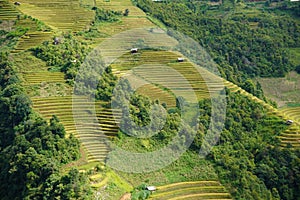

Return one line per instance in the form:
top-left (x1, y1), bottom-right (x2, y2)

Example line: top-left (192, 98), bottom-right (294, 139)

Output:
top-left (202, 90), bottom-right (300, 200)
top-left (134, 0), bottom-right (300, 92)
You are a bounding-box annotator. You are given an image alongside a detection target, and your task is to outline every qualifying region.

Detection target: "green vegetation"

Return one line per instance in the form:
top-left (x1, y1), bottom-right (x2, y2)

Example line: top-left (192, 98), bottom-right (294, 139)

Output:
top-left (203, 90), bottom-right (300, 200)
top-left (0, 20), bottom-right (25, 51)
top-left (1, 0), bottom-right (299, 199)
top-left (0, 51), bottom-right (93, 199)
top-left (33, 33), bottom-right (90, 82)
top-left (257, 71), bottom-right (300, 107)
top-left (93, 7), bottom-right (122, 23)
top-left (131, 184), bottom-right (152, 200)
top-left (135, 0), bottom-right (300, 97)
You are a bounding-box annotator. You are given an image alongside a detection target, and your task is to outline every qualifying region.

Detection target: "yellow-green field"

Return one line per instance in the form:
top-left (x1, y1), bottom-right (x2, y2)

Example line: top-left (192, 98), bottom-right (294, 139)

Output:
top-left (0, 0), bottom-right (19, 20)
top-left (9, 0), bottom-right (94, 31)
top-left (32, 96), bottom-right (112, 163)
top-left (13, 31), bottom-right (53, 53)
top-left (256, 71), bottom-right (300, 107)
top-left (278, 107), bottom-right (300, 148)
top-left (150, 181), bottom-right (232, 200)
top-left (12, 18), bottom-right (53, 53)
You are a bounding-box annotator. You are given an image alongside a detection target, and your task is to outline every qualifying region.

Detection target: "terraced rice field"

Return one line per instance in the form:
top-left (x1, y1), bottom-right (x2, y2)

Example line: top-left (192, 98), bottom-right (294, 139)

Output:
top-left (149, 181), bottom-right (232, 200)
top-left (22, 71), bottom-right (65, 85)
top-left (13, 31), bottom-right (53, 52)
top-left (32, 96), bottom-right (112, 162)
top-left (10, 18), bottom-right (53, 53)
top-left (112, 50), bottom-right (225, 103)
top-left (0, 0), bottom-right (19, 20)
top-left (278, 107), bottom-right (300, 147)
top-left (15, 54), bottom-right (112, 162)
top-left (136, 84), bottom-right (176, 108)
top-left (96, 104), bottom-right (121, 137)
top-left (93, 15), bottom-right (154, 37)
top-left (10, 0), bottom-right (94, 31)
top-left (10, 0), bottom-right (298, 170)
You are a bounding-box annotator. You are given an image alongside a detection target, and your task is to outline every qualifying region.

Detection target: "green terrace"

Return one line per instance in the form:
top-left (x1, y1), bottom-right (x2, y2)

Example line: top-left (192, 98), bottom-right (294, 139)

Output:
top-left (136, 84), bottom-right (176, 108)
top-left (22, 71), bottom-right (65, 84)
top-left (149, 181), bottom-right (232, 200)
top-left (32, 96), bottom-right (112, 162)
top-left (10, 0), bottom-right (94, 31)
top-left (0, 0), bottom-right (19, 20)
top-left (111, 50), bottom-right (224, 103)
top-left (13, 31), bottom-right (52, 53)
top-left (278, 107), bottom-right (300, 148)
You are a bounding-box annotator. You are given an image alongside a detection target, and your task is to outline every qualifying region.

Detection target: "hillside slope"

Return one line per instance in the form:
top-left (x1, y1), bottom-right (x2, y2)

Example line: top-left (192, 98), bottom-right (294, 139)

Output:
top-left (2, 0), bottom-right (300, 199)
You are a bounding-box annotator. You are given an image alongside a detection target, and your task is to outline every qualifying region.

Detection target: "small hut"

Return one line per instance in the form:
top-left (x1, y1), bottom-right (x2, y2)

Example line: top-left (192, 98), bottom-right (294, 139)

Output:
top-left (130, 48), bottom-right (138, 54)
top-left (146, 186), bottom-right (156, 191)
top-left (14, 2), bottom-right (21, 5)
top-left (177, 57), bottom-right (185, 62)
top-left (286, 120), bottom-right (293, 125)
top-left (53, 37), bottom-right (60, 45)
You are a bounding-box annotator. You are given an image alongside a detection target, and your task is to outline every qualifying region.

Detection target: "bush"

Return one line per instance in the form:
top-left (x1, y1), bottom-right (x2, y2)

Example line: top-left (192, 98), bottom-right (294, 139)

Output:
top-left (296, 65), bottom-right (300, 74)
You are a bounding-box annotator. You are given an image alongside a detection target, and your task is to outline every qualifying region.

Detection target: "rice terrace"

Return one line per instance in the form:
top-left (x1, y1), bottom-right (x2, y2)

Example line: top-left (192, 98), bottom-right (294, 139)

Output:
top-left (0, 0), bottom-right (299, 199)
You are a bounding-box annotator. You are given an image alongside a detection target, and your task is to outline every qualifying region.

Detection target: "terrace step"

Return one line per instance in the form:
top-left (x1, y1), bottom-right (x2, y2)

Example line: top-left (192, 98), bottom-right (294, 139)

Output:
top-left (0, 0), bottom-right (19, 20)
top-left (14, 0), bottom-right (94, 32)
top-left (32, 95), bottom-right (113, 162)
top-left (150, 181), bottom-right (232, 200)
top-left (13, 32), bottom-right (53, 53)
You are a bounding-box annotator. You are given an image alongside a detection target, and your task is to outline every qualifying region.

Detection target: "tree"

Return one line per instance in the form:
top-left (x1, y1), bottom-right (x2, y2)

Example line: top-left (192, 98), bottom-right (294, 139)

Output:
top-left (124, 8), bottom-right (130, 16)
top-left (243, 79), bottom-right (255, 94)
top-left (50, 115), bottom-right (65, 138)
top-left (296, 65), bottom-right (300, 74)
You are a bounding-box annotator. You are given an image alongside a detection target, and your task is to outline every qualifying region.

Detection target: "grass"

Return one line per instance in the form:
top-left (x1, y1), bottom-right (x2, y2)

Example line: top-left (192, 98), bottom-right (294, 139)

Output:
top-left (256, 71), bottom-right (300, 107)
top-left (116, 151), bottom-right (219, 187)
top-left (288, 48), bottom-right (300, 67)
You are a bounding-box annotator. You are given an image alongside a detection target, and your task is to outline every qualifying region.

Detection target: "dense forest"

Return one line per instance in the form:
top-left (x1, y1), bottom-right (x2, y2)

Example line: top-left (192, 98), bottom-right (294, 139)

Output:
top-left (134, 0), bottom-right (300, 93)
top-left (201, 90), bottom-right (300, 200)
